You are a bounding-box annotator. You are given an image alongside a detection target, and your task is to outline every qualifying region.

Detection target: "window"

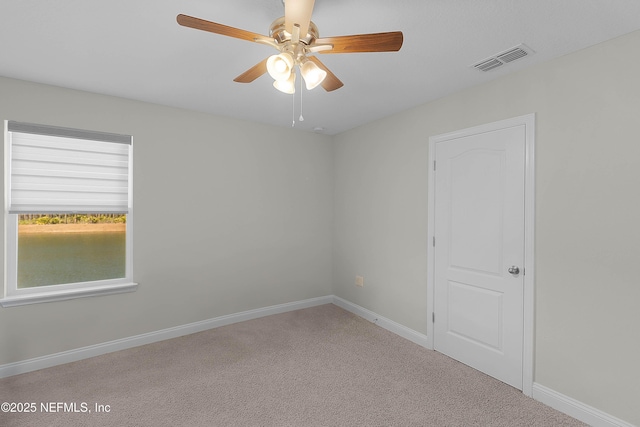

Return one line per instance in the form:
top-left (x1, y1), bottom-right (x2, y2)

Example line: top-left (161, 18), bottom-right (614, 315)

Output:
top-left (1, 121), bottom-right (136, 307)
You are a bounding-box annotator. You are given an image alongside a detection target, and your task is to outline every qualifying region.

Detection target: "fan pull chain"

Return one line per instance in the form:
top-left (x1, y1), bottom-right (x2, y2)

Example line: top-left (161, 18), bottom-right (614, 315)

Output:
top-left (291, 84), bottom-right (295, 127)
top-left (299, 75), bottom-right (305, 122)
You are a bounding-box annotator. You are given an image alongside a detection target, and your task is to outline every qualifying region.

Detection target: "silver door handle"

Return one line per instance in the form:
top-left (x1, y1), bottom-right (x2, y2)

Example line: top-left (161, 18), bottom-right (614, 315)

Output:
top-left (508, 266), bottom-right (520, 275)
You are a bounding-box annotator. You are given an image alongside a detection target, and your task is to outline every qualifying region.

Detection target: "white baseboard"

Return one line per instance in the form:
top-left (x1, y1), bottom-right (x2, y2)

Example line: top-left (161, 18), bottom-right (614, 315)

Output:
top-left (1, 295), bottom-right (633, 427)
top-left (532, 383), bottom-right (635, 427)
top-left (0, 295), bottom-right (333, 379)
top-left (331, 296), bottom-right (430, 349)
top-left (333, 297), bottom-right (635, 427)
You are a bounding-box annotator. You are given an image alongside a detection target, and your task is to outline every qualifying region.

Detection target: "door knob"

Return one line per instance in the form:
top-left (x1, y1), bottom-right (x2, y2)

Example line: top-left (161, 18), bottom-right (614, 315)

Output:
top-left (508, 266), bottom-right (520, 275)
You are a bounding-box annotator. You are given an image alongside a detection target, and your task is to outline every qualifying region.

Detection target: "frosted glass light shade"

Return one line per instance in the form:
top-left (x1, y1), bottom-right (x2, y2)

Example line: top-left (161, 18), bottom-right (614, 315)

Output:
top-left (273, 72), bottom-right (296, 94)
top-left (300, 60), bottom-right (327, 90)
top-left (267, 53), bottom-right (294, 81)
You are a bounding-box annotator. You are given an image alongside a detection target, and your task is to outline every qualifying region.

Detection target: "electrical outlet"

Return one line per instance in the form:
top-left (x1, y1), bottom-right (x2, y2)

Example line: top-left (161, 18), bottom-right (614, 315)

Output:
top-left (355, 276), bottom-right (364, 287)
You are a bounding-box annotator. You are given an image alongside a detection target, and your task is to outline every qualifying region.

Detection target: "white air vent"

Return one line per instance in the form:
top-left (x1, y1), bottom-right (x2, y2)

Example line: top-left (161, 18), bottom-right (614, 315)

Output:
top-left (474, 58), bottom-right (504, 72)
top-left (472, 44), bottom-right (534, 72)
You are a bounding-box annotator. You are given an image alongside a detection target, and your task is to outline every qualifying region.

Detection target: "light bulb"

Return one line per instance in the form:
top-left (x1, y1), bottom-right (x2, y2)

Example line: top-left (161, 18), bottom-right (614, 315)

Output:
top-left (273, 72), bottom-right (296, 94)
top-left (267, 53), bottom-right (294, 81)
top-left (300, 60), bottom-right (327, 90)
top-left (274, 60), bottom-right (287, 73)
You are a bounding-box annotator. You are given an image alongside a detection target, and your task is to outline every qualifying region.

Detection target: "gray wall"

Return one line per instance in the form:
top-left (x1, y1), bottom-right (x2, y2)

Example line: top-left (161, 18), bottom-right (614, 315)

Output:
top-left (0, 76), bottom-right (334, 365)
top-left (333, 30), bottom-right (640, 425)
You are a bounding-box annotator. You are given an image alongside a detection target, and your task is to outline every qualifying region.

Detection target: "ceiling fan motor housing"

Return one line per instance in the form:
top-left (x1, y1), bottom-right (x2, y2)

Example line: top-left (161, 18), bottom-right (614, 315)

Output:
top-left (270, 17), bottom-right (318, 46)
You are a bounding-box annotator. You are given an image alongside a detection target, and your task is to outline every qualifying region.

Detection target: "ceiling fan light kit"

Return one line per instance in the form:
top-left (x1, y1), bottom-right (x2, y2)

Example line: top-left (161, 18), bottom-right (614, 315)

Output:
top-left (266, 50), bottom-right (328, 93)
top-left (176, 0), bottom-right (403, 94)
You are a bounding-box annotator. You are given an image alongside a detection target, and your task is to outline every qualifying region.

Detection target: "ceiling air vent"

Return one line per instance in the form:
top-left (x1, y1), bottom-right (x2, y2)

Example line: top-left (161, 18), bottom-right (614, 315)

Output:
top-left (474, 58), bottom-right (504, 72)
top-left (472, 44), bottom-right (534, 72)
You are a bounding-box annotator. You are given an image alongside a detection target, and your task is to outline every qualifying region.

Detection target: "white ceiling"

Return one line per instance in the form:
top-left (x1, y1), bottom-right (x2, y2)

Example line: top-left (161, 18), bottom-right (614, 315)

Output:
top-left (2, 1), bottom-right (640, 135)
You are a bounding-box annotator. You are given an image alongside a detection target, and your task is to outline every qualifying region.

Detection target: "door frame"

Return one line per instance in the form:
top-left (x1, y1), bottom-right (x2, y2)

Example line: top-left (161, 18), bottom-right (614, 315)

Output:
top-left (426, 113), bottom-right (536, 396)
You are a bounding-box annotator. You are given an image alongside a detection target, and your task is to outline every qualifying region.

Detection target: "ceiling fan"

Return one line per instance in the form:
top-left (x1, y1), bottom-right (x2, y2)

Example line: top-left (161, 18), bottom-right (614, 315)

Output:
top-left (177, 0), bottom-right (403, 94)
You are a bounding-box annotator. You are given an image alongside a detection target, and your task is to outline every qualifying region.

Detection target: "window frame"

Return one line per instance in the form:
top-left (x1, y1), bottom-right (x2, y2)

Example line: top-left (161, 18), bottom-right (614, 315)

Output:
top-left (1, 121), bottom-right (137, 307)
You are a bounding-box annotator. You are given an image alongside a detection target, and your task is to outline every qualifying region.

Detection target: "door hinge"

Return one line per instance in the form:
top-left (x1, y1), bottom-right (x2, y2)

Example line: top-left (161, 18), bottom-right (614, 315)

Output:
top-left (433, 161), bottom-right (436, 171)
top-left (432, 312), bottom-right (435, 323)
top-left (432, 236), bottom-right (435, 247)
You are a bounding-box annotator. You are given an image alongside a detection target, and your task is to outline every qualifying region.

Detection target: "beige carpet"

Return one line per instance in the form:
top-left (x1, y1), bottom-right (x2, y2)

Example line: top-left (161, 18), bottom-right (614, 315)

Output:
top-left (0, 304), bottom-right (585, 426)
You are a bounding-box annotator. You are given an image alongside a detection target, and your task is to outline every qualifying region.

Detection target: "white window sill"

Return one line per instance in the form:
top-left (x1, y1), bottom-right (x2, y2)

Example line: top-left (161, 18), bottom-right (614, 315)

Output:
top-left (0, 283), bottom-right (138, 307)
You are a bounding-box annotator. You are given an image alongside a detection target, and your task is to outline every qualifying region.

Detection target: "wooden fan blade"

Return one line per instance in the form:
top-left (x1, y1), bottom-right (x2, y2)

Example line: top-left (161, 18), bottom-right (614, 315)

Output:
top-left (315, 31), bottom-right (403, 54)
top-left (308, 56), bottom-right (344, 92)
top-left (177, 14), bottom-right (273, 44)
top-left (285, 0), bottom-right (315, 38)
top-left (233, 58), bottom-right (269, 83)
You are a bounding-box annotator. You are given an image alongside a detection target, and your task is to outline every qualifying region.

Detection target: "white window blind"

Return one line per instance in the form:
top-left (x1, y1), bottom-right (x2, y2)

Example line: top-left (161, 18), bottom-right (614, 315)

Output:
top-left (6, 121), bottom-right (132, 214)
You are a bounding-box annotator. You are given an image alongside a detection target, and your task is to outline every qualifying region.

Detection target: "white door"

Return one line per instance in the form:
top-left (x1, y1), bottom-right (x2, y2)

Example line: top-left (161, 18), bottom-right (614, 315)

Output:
top-left (433, 123), bottom-right (526, 389)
